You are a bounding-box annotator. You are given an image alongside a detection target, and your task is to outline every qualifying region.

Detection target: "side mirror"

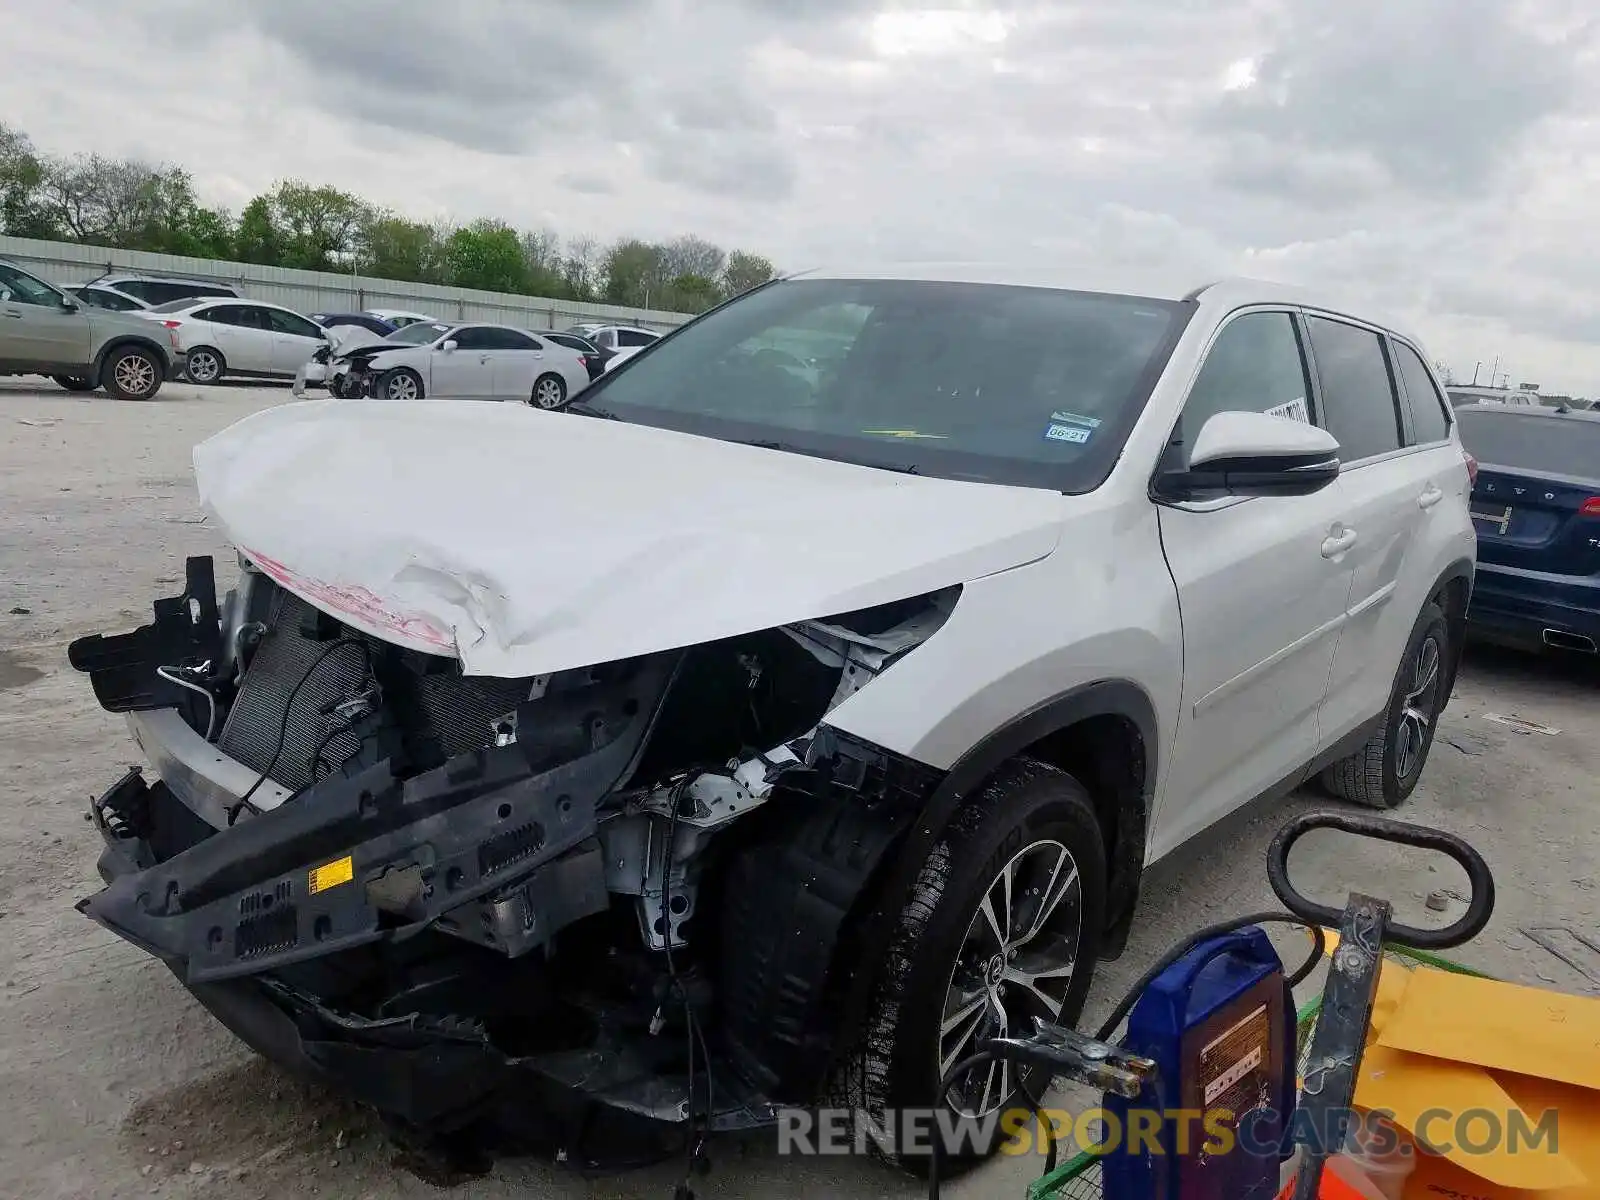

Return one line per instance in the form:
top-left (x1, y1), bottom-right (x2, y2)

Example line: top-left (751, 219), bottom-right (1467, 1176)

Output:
top-left (61, 297), bottom-right (80, 312)
top-left (439, 339), bottom-right (458, 353)
top-left (1156, 410), bottom-right (1341, 501)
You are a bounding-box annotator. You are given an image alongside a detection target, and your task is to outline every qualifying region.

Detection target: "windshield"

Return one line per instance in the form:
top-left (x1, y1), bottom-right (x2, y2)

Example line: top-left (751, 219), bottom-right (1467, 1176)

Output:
top-left (1457, 408), bottom-right (1600, 479)
top-left (383, 321), bottom-right (452, 345)
top-left (580, 278), bottom-right (1191, 490)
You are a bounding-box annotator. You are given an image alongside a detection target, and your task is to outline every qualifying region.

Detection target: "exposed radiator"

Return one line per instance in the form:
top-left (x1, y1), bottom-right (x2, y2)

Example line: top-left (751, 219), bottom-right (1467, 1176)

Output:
top-left (218, 588), bottom-right (534, 792)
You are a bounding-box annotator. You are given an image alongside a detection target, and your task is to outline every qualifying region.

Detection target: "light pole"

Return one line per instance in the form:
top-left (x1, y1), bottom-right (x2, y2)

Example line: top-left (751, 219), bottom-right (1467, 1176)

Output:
top-left (1472, 361), bottom-right (1482, 385)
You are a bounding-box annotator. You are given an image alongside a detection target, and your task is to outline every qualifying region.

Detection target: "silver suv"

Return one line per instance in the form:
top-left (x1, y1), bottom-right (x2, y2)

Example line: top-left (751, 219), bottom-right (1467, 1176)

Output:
top-left (0, 259), bottom-right (174, 400)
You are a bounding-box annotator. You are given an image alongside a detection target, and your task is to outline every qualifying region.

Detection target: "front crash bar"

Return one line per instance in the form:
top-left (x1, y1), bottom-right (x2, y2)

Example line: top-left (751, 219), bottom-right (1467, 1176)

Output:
top-left (78, 715), bottom-right (649, 984)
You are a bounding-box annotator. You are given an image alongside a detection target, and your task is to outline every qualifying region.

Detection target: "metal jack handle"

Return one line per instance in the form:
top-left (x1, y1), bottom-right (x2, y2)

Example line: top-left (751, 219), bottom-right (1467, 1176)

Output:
top-left (1266, 810), bottom-right (1496, 1200)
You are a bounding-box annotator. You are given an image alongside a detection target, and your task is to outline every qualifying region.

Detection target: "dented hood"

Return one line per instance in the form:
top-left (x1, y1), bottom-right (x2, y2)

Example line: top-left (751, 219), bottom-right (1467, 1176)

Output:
top-left (192, 400), bottom-right (1065, 677)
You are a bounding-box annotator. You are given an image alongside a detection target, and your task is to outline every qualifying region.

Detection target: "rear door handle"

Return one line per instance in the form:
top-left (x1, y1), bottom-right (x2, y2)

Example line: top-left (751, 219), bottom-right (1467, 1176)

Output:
top-left (1321, 527), bottom-right (1358, 558)
top-left (2, 309), bottom-right (22, 319)
top-left (1418, 484), bottom-right (1444, 510)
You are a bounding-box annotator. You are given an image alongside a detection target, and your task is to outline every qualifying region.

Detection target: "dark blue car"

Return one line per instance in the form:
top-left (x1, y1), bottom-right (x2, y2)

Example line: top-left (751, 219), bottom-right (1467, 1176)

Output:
top-left (1456, 403), bottom-right (1600, 654)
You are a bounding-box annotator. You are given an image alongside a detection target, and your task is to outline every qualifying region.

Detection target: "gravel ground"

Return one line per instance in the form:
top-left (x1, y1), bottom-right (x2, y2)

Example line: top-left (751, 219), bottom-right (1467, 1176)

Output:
top-left (2, 378), bottom-right (1596, 1200)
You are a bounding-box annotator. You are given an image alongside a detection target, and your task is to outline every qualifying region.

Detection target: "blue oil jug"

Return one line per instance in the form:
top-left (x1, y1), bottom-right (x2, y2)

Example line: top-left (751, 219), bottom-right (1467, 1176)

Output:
top-left (1100, 926), bottom-right (1296, 1200)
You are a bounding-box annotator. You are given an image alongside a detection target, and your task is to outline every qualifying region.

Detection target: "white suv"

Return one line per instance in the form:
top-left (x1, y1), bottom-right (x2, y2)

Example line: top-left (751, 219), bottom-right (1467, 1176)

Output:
top-left (71, 266), bottom-right (1474, 1176)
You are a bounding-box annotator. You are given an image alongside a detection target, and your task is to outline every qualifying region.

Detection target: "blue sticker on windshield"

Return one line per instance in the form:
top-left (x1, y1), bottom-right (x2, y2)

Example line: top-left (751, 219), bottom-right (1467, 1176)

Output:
top-left (1044, 422), bottom-right (1092, 444)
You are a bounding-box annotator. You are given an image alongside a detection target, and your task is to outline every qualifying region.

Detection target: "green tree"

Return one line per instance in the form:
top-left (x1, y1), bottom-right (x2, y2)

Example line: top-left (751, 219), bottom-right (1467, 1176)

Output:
top-left (602, 238), bottom-right (668, 308)
top-left (258, 180), bottom-right (371, 271)
top-left (234, 196), bottom-right (281, 265)
top-left (362, 213), bottom-right (446, 283)
top-left (662, 273), bottom-right (722, 313)
top-left (723, 249), bottom-right (777, 297)
top-left (446, 219), bottom-right (528, 293)
top-left (0, 122), bottom-right (55, 238)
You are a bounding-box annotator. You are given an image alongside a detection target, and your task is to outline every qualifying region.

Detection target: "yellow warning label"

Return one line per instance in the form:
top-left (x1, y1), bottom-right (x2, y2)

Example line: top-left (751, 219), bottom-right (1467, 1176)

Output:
top-left (308, 856), bottom-right (354, 895)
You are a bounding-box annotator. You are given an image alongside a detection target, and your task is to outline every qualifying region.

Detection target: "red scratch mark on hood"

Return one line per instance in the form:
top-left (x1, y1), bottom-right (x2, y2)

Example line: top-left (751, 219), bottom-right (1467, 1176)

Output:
top-left (244, 547), bottom-right (456, 652)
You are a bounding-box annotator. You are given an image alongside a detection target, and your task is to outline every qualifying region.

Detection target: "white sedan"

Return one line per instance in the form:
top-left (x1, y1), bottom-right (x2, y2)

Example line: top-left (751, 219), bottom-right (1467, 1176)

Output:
top-left (326, 321), bottom-right (592, 406)
top-left (140, 298), bottom-right (332, 384)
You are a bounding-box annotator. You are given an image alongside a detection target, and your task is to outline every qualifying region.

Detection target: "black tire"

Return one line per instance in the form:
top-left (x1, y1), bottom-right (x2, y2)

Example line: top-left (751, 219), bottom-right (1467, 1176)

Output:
top-left (100, 346), bottom-right (164, 401)
top-left (530, 372), bottom-right (567, 409)
top-left (1320, 600), bottom-right (1450, 808)
top-left (375, 367), bottom-right (424, 401)
top-left (51, 375), bottom-right (97, 393)
top-left (850, 758), bottom-right (1106, 1176)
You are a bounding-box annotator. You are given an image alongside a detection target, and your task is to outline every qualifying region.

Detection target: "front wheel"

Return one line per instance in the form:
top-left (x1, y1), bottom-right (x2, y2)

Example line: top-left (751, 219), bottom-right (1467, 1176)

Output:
top-left (101, 347), bottom-right (164, 401)
top-left (530, 372), bottom-right (567, 409)
top-left (375, 368), bottom-right (423, 401)
top-left (1320, 600), bottom-right (1450, 808)
top-left (51, 375), bottom-right (97, 393)
top-left (853, 758), bottom-right (1106, 1175)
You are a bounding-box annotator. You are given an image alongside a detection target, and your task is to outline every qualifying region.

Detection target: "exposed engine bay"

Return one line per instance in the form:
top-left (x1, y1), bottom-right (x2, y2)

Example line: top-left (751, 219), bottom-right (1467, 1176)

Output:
top-left (69, 554), bottom-right (958, 1171)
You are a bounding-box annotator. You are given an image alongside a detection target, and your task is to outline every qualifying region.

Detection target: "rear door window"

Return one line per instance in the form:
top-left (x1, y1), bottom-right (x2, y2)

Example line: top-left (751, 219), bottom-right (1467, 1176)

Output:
top-left (1303, 315), bottom-right (1403, 462)
top-left (1391, 341), bottom-right (1452, 444)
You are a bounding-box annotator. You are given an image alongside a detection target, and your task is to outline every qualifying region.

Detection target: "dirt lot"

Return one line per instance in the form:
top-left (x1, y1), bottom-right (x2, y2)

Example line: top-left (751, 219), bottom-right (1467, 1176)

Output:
top-left (2, 379), bottom-right (1596, 1200)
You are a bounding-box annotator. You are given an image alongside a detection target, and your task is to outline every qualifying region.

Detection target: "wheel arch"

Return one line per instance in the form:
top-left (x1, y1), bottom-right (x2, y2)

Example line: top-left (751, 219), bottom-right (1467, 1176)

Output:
top-left (1428, 556), bottom-right (1474, 710)
top-left (94, 335), bottom-right (171, 378)
top-left (823, 680), bottom-right (1160, 1071)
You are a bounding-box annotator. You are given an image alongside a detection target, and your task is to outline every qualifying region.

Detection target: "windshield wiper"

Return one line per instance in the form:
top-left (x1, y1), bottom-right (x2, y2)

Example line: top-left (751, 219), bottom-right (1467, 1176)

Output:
top-left (564, 399), bottom-right (620, 420)
top-left (734, 438), bottom-right (921, 475)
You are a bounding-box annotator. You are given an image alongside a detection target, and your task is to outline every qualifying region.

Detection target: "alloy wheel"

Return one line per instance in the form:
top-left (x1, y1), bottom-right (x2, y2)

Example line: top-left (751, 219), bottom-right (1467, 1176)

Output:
top-left (533, 376), bottom-right (565, 409)
top-left (939, 839), bottom-right (1083, 1117)
top-left (187, 351), bottom-right (219, 383)
top-left (116, 354), bottom-right (157, 397)
top-left (386, 374), bottom-right (419, 400)
top-left (1396, 634), bottom-right (1441, 781)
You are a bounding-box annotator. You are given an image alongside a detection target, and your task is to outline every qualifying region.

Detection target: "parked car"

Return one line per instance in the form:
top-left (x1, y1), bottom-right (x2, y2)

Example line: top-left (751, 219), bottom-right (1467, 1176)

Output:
top-left (327, 321), bottom-right (589, 405)
top-left (311, 311), bottom-right (398, 337)
top-left (84, 273), bottom-right (241, 306)
top-left (295, 313), bottom-right (400, 393)
top-left (602, 345), bottom-right (647, 372)
top-left (0, 258), bottom-right (173, 399)
top-left (535, 329), bottom-right (606, 380)
top-left (66, 283), bottom-right (151, 312)
top-left (566, 322), bottom-right (661, 355)
top-left (364, 308), bottom-right (436, 328)
top-left (1446, 386), bottom-right (1541, 408)
top-left (140, 297), bottom-right (332, 384)
top-left (68, 269), bottom-right (1474, 1178)
top-left (1455, 403), bottom-right (1600, 655)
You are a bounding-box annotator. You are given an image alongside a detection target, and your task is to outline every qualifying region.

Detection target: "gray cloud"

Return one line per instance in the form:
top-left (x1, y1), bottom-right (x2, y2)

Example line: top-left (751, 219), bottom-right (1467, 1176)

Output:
top-left (1199, 0), bottom-right (1579, 201)
top-left (6, 0), bottom-right (1600, 391)
top-left (237, 0), bottom-right (632, 152)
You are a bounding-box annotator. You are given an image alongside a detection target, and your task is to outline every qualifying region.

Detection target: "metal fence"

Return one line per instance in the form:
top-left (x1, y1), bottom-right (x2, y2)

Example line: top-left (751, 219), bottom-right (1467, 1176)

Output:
top-left (0, 234), bottom-right (695, 334)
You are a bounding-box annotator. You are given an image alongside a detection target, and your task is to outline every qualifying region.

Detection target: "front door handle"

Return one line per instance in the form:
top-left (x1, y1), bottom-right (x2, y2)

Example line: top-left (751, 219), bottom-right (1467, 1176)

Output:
top-left (1321, 527), bottom-right (1358, 558)
top-left (1418, 483), bottom-right (1444, 510)
top-left (2, 309), bottom-right (22, 319)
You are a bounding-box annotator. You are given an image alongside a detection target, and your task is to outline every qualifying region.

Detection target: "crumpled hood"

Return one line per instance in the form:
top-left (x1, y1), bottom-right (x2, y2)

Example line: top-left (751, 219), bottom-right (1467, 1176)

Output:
top-left (191, 399), bottom-right (1066, 677)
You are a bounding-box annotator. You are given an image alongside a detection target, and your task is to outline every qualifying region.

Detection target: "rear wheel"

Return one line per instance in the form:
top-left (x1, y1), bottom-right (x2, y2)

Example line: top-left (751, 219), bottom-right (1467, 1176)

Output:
top-left (530, 372), bottom-right (567, 409)
top-left (51, 375), bottom-right (97, 393)
top-left (184, 347), bottom-right (224, 384)
top-left (101, 346), bottom-right (164, 401)
top-left (1320, 600), bottom-right (1450, 808)
top-left (852, 758), bottom-right (1105, 1176)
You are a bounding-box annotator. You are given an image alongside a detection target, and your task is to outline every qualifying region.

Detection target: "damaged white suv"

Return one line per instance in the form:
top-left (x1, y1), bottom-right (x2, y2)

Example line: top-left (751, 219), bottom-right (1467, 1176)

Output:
top-left (70, 267), bottom-right (1475, 1177)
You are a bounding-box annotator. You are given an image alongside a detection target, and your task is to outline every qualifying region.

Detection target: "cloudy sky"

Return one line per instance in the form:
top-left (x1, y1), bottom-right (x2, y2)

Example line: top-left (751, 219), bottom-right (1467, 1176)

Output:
top-left (7, 0), bottom-right (1599, 391)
